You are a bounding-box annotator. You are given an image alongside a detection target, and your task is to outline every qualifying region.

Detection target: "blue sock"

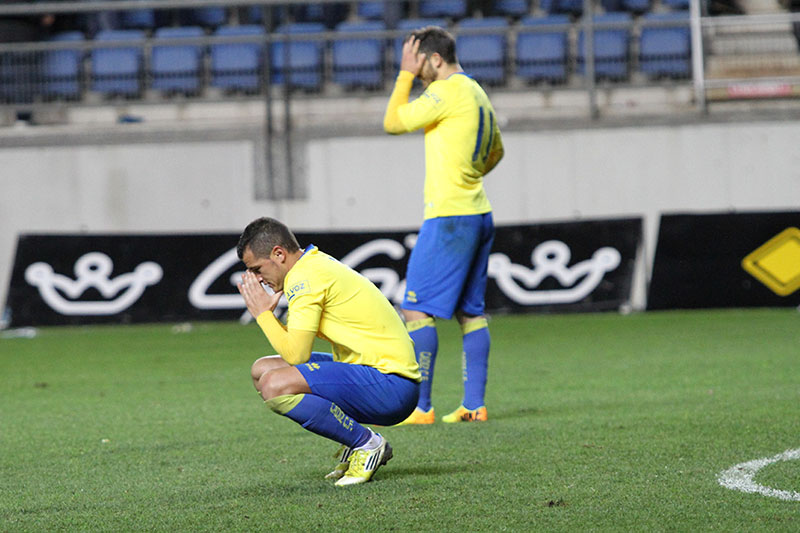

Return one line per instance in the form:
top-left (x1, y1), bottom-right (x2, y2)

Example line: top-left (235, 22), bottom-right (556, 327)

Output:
top-left (407, 317), bottom-right (438, 412)
top-left (461, 318), bottom-right (490, 410)
top-left (266, 393), bottom-right (371, 448)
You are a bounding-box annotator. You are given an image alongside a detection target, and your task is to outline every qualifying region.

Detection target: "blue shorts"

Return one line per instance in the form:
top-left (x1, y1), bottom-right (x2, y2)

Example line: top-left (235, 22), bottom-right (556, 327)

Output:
top-left (296, 352), bottom-right (419, 426)
top-left (403, 213), bottom-right (495, 319)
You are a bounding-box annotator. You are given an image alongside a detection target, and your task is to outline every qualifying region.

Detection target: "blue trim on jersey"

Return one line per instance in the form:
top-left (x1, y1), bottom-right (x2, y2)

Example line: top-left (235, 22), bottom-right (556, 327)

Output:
top-left (403, 213), bottom-right (495, 319)
top-left (482, 112), bottom-right (495, 163)
top-left (298, 352), bottom-right (419, 426)
top-left (472, 107), bottom-right (485, 162)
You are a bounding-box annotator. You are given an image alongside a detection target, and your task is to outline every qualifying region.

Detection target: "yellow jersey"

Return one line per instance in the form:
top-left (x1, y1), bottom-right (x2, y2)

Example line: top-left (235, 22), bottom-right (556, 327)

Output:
top-left (384, 70), bottom-right (504, 220)
top-left (283, 246), bottom-right (421, 382)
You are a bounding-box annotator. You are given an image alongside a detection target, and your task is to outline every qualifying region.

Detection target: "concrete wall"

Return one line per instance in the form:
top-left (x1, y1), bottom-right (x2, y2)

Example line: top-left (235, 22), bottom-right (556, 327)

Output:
top-left (3, 118), bottom-right (800, 310)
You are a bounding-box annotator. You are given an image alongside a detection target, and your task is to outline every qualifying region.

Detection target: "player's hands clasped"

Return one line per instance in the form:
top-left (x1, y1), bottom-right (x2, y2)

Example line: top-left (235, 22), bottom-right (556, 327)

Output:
top-left (400, 37), bottom-right (426, 76)
top-left (237, 271), bottom-right (282, 318)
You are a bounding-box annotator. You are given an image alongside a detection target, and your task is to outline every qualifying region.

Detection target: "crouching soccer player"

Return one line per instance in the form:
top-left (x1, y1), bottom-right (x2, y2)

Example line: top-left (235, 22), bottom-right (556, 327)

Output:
top-left (236, 217), bottom-right (421, 486)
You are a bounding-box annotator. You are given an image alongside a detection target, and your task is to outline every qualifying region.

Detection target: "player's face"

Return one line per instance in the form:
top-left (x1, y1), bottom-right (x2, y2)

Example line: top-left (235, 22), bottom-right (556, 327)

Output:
top-left (242, 247), bottom-right (285, 292)
top-left (418, 55), bottom-right (437, 88)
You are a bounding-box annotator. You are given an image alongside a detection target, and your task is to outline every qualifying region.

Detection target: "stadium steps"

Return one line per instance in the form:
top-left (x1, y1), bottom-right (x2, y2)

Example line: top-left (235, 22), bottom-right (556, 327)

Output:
top-left (705, 21), bottom-right (800, 78)
top-left (707, 53), bottom-right (800, 78)
top-left (736, 0), bottom-right (784, 13)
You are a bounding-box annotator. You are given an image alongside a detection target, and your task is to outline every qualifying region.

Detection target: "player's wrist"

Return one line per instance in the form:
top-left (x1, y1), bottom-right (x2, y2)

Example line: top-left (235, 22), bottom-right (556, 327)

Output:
top-left (397, 70), bottom-right (416, 82)
top-left (255, 309), bottom-right (276, 326)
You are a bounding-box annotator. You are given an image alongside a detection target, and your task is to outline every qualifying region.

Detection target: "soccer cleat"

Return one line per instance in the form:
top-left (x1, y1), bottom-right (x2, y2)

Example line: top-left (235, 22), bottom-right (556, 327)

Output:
top-left (442, 405), bottom-right (488, 423)
top-left (324, 444), bottom-right (354, 480)
top-left (334, 434), bottom-right (393, 486)
top-left (394, 407), bottom-right (435, 426)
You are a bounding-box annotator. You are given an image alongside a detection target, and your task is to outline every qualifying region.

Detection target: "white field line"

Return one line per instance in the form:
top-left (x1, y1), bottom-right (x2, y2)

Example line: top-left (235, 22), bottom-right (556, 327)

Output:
top-left (718, 448), bottom-right (800, 501)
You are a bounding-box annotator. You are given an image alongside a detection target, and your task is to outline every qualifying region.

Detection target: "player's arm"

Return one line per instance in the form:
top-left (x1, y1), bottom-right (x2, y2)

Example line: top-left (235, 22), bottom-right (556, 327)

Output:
top-left (237, 271), bottom-right (315, 365)
top-left (254, 313), bottom-right (315, 366)
top-left (483, 126), bottom-right (504, 175)
top-left (384, 81), bottom-right (447, 134)
top-left (383, 70), bottom-right (416, 134)
top-left (384, 36), bottom-right (443, 134)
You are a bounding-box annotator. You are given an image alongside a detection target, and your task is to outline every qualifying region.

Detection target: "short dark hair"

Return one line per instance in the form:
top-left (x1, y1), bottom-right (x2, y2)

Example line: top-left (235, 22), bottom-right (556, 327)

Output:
top-left (237, 217), bottom-right (301, 260)
top-left (409, 26), bottom-right (457, 64)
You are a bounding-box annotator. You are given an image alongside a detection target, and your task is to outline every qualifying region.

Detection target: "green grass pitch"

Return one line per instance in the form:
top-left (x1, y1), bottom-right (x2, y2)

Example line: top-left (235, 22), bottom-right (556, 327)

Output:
top-left (1, 309), bottom-right (798, 531)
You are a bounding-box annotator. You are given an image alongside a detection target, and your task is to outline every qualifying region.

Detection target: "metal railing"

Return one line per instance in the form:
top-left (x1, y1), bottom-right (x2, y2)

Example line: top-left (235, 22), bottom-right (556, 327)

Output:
top-left (0, 0), bottom-right (800, 117)
top-left (0, 9), bottom-right (695, 107)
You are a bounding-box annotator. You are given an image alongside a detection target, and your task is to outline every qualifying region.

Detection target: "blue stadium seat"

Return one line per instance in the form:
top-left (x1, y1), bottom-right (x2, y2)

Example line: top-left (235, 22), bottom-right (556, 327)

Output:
top-left (291, 3), bottom-right (349, 28)
top-left (91, 29), bottom-right (145, 96)
top-left (332, 21), bottom-right (386, 89)
top-left (493, 0), bottom-right (530, 17)
top-left (0, 52), bottom-right (33, 103)
top-left (577, 12), bottom-right (632, 80)
top-left (541, 0), bottom-right (583, 16)
top-left (639, 11), bottom-right (691, 78)
top-left (456, 17), bottom-right (508, 86)
top-left (515, 15), bottom-right (569, 84)
top-left (151, 26), bottom-right (205, 94)
top-left (393, 18), bottom-right (448, 70)
top-left (419, 0), bottom-right (468, 19)
top-left (211, 25), bottom-right (265, 92)
top-left (181, 7), bottom-right (227, 28)
top-left (271, 23), bottom-right (325, 91)
top-left (119, 8), bottom-right (156, 30)
top-left (358, 1), bottom-right (386, 20)
top-left (621, 0), bottom-right (651, 14)
top-left (246, 5), bottom-right (286, 26)
top-left (43, 31), bottom-right (84, 99)
top-left (662, 0), bottom-right (690, 9)
top-left (601, 0), bottom-right (624, 12)
top-left (297, 3), bottom-right (326, 24)
top-left (246, 6), bottom-right (263, 24)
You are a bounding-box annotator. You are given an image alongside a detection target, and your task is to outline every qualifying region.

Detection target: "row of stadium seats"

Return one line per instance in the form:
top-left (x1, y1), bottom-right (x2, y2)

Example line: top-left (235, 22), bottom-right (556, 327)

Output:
top-left (79, 0), bottom-right (691, 33)
top-left (0, 13), bottom-right (691, 102)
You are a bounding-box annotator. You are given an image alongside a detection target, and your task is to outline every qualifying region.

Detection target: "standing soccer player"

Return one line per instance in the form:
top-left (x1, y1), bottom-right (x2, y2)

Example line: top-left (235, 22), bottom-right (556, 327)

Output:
top-left (237, 217), bottom-right (421, 485)
top-left (383, 27), bottom-right (504, 424)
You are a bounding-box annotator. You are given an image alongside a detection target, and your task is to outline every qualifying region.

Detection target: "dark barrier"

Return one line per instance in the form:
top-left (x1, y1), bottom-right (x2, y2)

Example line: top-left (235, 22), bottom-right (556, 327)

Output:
top-left (4, 218), bottom-right (641, 326)
top-left (648, 211), bottom-right (800, 310)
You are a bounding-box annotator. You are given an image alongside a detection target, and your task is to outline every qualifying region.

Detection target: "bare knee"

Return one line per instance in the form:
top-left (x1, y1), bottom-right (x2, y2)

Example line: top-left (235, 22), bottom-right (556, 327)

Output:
top-left (251, 355), bottom-right (286, 387)
top-left (403, 309), bottom-right (432, 323)
top-left (257, 370), bottom-right (289, 401)
top-left (257, 367), bottom-right (311, 402)
top-left (455, 310), bottom-right (483, 326)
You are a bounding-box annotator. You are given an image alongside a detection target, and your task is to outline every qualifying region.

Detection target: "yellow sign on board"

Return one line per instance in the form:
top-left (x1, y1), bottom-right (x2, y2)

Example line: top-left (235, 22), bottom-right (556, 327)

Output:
top-left (741, 227), bottom-right (800, 296)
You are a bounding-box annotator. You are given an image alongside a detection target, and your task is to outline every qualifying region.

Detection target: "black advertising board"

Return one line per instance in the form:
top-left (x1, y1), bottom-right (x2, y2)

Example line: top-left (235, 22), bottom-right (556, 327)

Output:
top-left (5, 218), bottom-right (641, 327)
top-left (648, 211), bottom-right (800, 310)
top-left (485, 218), bottom-right (641, 314)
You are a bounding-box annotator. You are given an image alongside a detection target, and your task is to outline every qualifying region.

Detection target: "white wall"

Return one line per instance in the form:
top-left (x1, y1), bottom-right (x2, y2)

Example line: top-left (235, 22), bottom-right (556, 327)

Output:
top-left (3, 118), bottom-right (800, 310)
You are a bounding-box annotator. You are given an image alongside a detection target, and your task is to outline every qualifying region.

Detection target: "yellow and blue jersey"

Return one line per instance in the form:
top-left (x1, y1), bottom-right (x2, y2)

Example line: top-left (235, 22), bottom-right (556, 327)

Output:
top-left (283, 246), bottom-right (421, 382)
top-left (384, 70), bottom-right (504, 220)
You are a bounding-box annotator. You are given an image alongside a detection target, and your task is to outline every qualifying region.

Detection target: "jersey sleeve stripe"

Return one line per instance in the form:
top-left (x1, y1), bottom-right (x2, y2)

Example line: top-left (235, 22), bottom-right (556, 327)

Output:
top-left (471, 106), bottom-right (484, 162)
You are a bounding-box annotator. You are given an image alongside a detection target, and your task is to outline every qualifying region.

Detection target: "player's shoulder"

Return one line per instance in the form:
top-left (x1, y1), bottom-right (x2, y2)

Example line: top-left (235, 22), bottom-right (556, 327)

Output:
top-left (297, 248), bottom-right (334, 272)
top-left (285, 248), bottom-right (336, 299)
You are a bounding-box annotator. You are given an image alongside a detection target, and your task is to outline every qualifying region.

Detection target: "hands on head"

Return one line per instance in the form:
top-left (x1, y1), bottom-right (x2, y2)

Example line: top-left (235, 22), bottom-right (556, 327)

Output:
top-left (400, 36), bottom-right (427, 76)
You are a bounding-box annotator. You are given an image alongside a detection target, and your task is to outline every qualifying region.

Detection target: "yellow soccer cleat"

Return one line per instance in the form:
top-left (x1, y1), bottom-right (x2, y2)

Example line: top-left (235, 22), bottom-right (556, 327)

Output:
top-left (324, 444), bottom-right (354, 480)
top-left (442, 405), bottom-right (488, 423)
top-left (394, 407), bottom-right (435, 426)
top-left (335, 434), bottom-right (393, 487)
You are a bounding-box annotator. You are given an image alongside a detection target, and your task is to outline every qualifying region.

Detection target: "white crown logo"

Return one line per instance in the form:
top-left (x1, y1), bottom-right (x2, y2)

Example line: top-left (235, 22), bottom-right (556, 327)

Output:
top-left (25, 252), bottom-right (163, 315)
top-left (488, 240), bottom-right (621, 305)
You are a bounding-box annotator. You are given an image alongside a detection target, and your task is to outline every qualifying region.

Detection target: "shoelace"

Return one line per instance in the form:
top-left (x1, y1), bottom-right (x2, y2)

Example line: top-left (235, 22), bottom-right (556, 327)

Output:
top-left (347, 449), bottom-right (368, 473)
